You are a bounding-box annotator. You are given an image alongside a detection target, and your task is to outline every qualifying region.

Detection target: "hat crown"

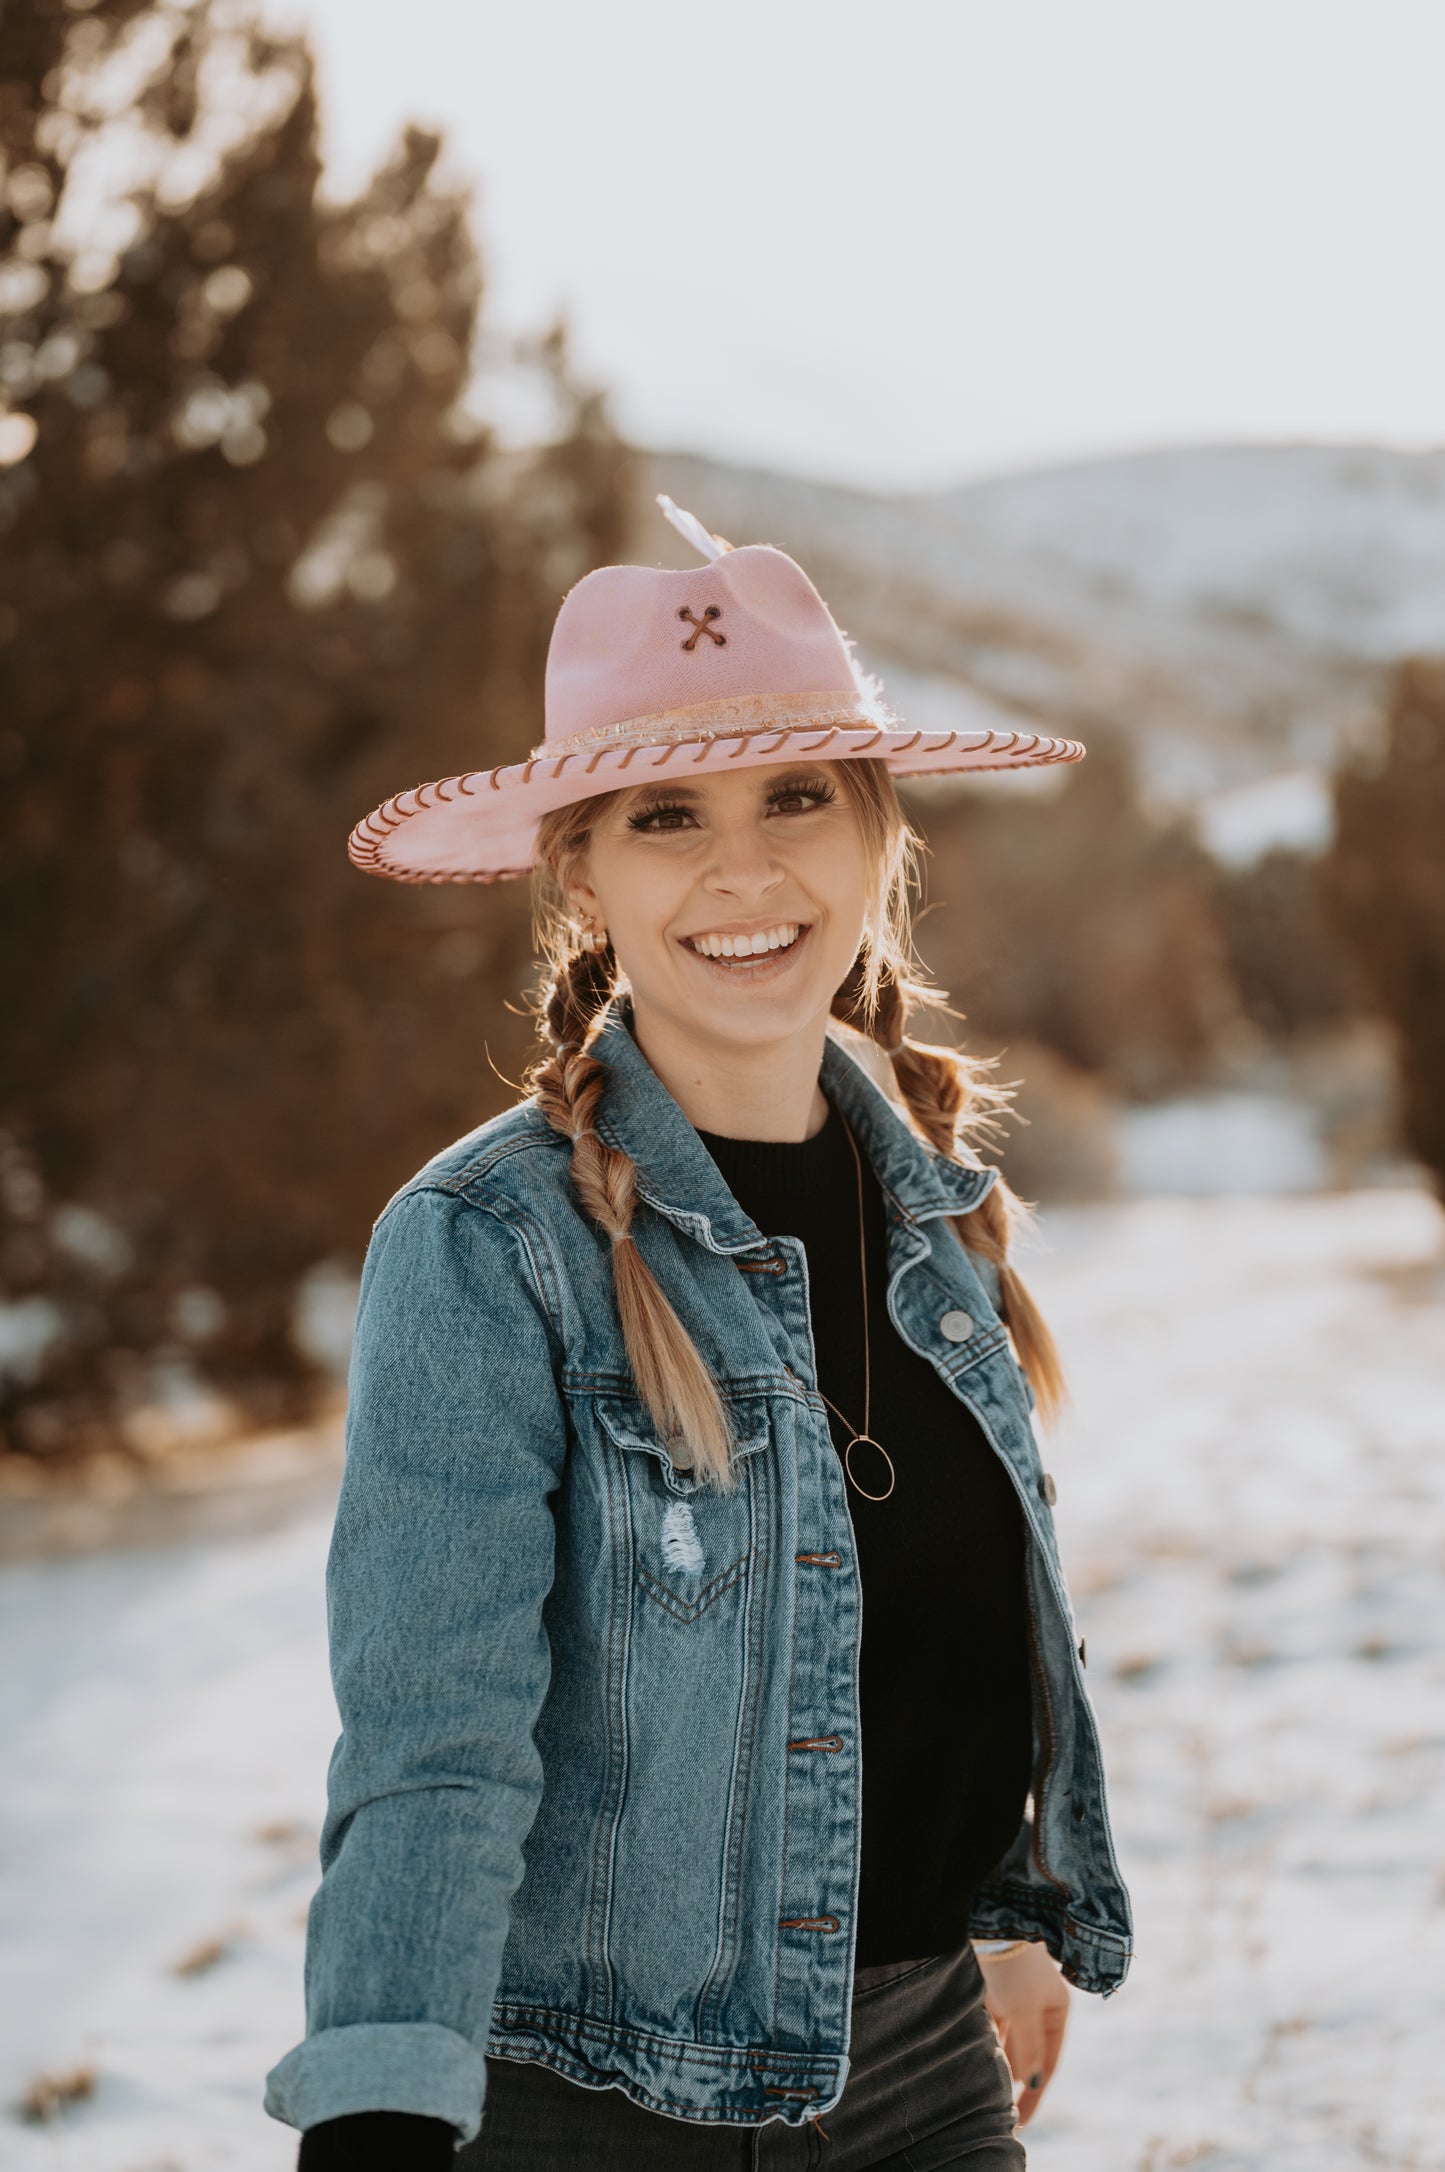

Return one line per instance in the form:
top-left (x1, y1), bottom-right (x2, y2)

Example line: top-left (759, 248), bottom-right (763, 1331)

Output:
top-left (543, 545), bottom-right (859, 747)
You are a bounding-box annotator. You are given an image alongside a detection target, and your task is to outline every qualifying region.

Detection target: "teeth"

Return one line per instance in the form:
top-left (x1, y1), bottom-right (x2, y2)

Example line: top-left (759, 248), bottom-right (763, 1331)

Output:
top-left (688, 923), bottom-right (802, 960)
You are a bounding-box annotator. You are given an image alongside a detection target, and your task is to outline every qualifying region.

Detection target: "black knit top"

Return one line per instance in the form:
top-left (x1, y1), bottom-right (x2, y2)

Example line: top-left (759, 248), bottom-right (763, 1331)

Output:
top-left (695, 1090), bottom-right (1035, 1968)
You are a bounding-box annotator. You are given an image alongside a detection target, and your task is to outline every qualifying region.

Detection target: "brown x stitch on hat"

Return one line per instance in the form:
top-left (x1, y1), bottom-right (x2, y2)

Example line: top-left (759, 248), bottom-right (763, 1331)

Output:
top-left (678, 604), bottom-right (726, 651)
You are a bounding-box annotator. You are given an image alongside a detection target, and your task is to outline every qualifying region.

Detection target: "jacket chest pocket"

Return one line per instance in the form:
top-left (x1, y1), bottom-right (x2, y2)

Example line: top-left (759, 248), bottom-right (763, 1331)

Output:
top-left (587, 1389), bottom-right (773, 1628)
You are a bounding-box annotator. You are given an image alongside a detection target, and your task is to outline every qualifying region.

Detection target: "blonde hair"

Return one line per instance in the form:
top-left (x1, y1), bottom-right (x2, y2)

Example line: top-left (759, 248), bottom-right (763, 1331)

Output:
top-left (521, 756), bottom-right (1066, 1492)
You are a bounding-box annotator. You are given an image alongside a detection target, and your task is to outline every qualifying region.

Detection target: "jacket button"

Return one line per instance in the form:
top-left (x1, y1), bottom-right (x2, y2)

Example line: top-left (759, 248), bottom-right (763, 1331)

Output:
top-left (1039, 1472), bottom-right (1058, 1506)
top-left (939, 1309), bottom-right (975, 1342)
top-left (1078, 1637), bottom-right (1087, 1668)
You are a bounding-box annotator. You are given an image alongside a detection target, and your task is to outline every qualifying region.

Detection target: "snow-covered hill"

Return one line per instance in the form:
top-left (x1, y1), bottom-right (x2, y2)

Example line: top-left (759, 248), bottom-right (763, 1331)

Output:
top-left (4, 1187), bottom-right (1443, 2170)
top-left (638, 441), bottom-right (1445, 836)
top-left (942, 441), bottom-right (1445, 660)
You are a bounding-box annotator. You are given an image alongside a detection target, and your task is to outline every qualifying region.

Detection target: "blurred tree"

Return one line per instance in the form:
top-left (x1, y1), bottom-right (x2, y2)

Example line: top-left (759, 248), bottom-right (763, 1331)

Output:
top-left (0, 0), bottom-right (631, 1462)
top-left (1209, 845), bottom-right (1364, 1040)
top-left (905, 730), bottom-right (1242, 1104)
top-left (1320, 657), bottom-right (1445, 1202)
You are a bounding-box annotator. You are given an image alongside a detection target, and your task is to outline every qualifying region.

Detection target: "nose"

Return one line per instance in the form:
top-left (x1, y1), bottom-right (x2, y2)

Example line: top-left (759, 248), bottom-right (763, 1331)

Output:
top-left (700, 817), bottom-right (788, 905)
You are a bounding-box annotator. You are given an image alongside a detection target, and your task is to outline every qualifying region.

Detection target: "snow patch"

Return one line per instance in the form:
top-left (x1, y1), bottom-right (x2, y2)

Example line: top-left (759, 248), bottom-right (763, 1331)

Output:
top-left (1116, 1093), bottom-right (1328, 1197)
top-left (291, 1260), bottom-right (360, 1381)
top-left (51, 1204), bottom-right (133, 1279)
top-left (0, 1296), bottom-right (66, 1387)
top-left (1194, 768), bottom-right (1337, 867)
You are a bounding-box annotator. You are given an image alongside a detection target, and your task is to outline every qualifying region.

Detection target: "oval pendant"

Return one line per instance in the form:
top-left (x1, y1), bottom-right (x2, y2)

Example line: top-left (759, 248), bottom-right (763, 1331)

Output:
top-left (844, 1434), bottom-right (895, 1501)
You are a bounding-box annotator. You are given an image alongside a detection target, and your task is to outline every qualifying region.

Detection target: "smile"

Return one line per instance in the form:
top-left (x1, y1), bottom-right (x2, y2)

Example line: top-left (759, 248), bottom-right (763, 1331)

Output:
top-left (680, 922), bottom-right (812, 972)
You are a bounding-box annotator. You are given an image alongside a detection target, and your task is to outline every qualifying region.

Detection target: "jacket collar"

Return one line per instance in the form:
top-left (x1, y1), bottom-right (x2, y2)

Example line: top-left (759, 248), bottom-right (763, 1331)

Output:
top-left (590, 992), bottom-right (996, 1256)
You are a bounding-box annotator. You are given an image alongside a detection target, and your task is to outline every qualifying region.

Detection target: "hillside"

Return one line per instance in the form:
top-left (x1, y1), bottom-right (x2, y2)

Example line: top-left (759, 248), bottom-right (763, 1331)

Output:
top-left (633, 441), bottom-right (1445, 842)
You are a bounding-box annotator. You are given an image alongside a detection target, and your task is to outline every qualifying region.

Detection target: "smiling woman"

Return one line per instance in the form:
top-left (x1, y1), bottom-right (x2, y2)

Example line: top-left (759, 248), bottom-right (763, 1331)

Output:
top-left (269, 500), bottom-right (1132, 2172)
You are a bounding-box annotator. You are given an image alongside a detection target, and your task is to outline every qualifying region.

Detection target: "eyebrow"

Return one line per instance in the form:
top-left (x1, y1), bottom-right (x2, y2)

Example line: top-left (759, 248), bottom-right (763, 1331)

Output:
top-left (625, 767), bottom-right (828, 803)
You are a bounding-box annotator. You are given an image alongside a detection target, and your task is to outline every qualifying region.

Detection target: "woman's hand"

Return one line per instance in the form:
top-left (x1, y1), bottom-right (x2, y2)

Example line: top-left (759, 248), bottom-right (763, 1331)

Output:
top-left (975, 1941), bottom-right (1070, 2127)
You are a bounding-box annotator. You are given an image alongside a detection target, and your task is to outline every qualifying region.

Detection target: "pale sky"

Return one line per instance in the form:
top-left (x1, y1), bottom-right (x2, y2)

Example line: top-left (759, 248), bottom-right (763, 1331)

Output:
top-left (289, 0), bottom-right (1445, 492)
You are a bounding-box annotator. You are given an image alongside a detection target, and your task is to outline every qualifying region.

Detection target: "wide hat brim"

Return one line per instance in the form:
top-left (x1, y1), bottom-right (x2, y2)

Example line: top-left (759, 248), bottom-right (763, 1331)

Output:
top-left (348, 709), bottom-right (1086, 885)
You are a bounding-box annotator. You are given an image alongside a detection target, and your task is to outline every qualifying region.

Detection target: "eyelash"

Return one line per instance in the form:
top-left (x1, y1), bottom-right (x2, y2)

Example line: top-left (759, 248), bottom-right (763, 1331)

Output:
top-left (625, 775), bottom-right (838, 833)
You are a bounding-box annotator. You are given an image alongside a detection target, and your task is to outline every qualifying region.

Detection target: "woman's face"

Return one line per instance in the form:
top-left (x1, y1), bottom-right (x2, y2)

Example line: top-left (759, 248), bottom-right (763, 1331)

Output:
top-left (568, 759), bottom-right (871, 1055)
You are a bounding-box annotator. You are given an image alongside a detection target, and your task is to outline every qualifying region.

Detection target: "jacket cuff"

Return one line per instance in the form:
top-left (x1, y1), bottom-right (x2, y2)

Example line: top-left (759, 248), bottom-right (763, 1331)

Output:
top-left (264, 2022), bottom-right (486, 2142)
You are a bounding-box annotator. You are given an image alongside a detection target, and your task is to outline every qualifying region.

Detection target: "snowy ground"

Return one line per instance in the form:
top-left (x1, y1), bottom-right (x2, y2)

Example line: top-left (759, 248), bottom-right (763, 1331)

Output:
top-left (3, 1187), bottom-right (1443, 2171)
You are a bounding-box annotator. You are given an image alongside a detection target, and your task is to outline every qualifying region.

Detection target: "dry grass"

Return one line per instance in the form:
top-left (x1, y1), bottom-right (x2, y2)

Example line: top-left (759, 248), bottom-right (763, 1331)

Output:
top-left (170, 1922), bottom-right (246, 1976)
top-left (1136, 2136), bottom-right (1230, 2169)
top-left (1113, 1651), bottom-right (1163, 1683)
top-left (253, 1816), bottom-right (312, 1848)
top-left (16, 2062), bottom-right (96, 2123)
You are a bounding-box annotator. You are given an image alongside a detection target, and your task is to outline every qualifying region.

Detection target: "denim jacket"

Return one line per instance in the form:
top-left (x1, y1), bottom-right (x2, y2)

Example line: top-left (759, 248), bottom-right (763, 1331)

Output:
top-left (264, 994), bottom-right (1132, 2143)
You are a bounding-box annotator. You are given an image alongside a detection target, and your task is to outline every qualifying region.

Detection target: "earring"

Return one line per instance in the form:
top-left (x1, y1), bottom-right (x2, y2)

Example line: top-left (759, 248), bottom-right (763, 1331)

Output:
top-left (578, 921), bottom-right (608, 952)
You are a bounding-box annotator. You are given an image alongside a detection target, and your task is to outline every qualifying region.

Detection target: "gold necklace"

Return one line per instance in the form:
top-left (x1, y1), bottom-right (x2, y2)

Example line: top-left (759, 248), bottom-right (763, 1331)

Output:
top-left (815, 1114), bottom-right (896, 1502)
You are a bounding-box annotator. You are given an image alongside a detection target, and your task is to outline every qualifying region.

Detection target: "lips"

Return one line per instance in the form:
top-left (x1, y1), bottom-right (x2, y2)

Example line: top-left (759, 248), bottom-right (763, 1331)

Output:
top-left (680, 923), bottom-right (813, 974)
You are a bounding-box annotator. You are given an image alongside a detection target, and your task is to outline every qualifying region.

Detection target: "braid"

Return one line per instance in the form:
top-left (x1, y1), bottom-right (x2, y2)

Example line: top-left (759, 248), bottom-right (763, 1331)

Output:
top-left (524, 942), bottom-right (739, 1491)
top-left (542, 936), bottom-right (619, 1055)
top-left (832, 952), bottom-right (1068, 1425)
top-left (534, 947), bottom-right (637, 1251)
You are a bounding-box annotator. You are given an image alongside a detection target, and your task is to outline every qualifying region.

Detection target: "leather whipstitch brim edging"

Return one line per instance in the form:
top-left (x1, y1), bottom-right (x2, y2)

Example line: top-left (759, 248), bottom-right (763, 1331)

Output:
top-left (346, 722), bottom-right (1086, 885)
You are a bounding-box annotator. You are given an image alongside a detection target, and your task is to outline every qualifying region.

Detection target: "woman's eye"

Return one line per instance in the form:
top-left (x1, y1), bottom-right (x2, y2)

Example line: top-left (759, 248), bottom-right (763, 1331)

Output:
top-left (625, 802), bottom-right (694, 833)
top-left (767, 779), bottom-right (837, 814)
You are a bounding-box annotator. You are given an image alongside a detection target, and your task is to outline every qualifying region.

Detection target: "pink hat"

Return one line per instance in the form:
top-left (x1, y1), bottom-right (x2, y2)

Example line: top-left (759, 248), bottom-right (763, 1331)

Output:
top-left (348, 498), bottom-right (1085, 883)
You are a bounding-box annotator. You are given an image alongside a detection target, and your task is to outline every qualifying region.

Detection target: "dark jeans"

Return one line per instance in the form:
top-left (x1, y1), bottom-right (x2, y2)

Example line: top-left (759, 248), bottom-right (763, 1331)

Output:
top-left (456, 1942), bottom-right (1025, 2169)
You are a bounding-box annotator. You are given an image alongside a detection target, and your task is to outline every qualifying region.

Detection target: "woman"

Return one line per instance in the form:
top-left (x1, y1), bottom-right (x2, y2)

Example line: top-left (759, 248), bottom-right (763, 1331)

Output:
top-left (265, 500), bottom-right (1133, 2169)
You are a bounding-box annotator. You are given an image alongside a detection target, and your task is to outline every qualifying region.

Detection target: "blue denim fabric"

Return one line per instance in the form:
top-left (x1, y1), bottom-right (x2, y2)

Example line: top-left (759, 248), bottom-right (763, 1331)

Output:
top-left (264, 994), bottom-right (1132, 2145)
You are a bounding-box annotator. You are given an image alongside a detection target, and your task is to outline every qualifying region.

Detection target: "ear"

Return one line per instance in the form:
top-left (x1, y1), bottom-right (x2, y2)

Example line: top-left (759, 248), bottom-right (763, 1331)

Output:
top-left (568, 876), bottom-right (602, 926)
top-left (564, 851), bottom-right (602, 927)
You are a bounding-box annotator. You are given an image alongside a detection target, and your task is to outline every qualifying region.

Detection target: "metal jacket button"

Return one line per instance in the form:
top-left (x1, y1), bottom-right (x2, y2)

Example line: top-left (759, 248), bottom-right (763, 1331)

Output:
top-left (1040, 1472), bottom-right (1058, 1505)
top-left (939, 1309), bottom-right (975, 1342)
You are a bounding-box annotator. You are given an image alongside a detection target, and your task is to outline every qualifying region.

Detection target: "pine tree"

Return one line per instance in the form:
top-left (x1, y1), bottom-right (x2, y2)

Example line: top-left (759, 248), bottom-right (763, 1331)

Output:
top-left (908, 730), bottom-right (1241, 1103)
top-left (1320, 658), bottom-right (1445, 1202)
top-left (0, 0), bottom-right (631, 1461)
